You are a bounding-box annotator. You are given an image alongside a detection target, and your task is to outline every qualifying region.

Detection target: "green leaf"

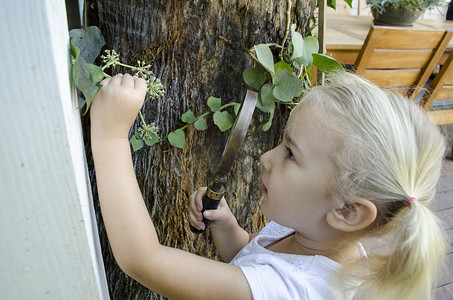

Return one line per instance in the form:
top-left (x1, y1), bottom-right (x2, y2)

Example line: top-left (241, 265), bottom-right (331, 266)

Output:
top-left (144, 134), bottom-right (160, 146)
top-left (256, 83), bottom-right (277, 131)
top-left (274, 61), bottom-right (292, 74)
top-left (295, 36), bottom-right (319, 66)
top-left (272, 69), bottom-right (303, 102)
top-left (70, 40), bottom-right (101, 114)
top-left (257, 84), bottom-right (276, 131)
top-left (290, 30), bottom-right (304, 60)
top-left (344, 0), bottom-right (352, 8)
top-left (168, 129), bottom-right (186, 149)
top-left (243, 65), bottom-right (266, 90)
top-left (77, 96), bottom-right (86, 108)
top-left (233, 103), bottom-right (241, 116)
top-left (262, 109), bottom-right (275, 132)
top-left (194, 117), bottom-right (208, 130)
top-left (327, 0), bottom-right (336, 9)
top-left (213, 111), bottom-right (233, 132)
top-left (292, 59), bottom-right (302, 70)
top-left (130, 136), bottom-right (144, 152)
top-left (254, 44), bottom-right (275, 74)
top-left (312, 53), bottom-right (344, 74)
top-left (181, 110), bottom-right (196, 124)
top-left (69, 26), bottom-right (106, 64)
top-left (70, 37), bottom-right (81, 58)
top-left (207, 96), bottom-right (221, 112)
top-left (87, 63), bottom-right (104, 83)
top-left (259, 83), bottom-right (278, 108)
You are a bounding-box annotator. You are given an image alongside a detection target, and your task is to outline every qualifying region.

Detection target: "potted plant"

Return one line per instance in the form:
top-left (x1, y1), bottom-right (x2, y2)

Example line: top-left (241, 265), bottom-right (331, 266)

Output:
top-left (367, 0), bottom-right (444, 26)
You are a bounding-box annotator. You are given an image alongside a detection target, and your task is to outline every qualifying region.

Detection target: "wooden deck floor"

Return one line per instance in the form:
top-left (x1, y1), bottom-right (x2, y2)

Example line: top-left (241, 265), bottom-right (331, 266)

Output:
top-left (435, 157), bottom-right (453, 299)
top-left (435, 124), bottom-right (453, 299)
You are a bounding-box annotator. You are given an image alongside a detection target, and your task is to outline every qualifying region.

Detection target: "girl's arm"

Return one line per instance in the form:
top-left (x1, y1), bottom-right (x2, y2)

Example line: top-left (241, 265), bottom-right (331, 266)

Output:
top-left (188, 188), bottom-right (251, 262)
top-left (91, 74), bottom-right (252, 299)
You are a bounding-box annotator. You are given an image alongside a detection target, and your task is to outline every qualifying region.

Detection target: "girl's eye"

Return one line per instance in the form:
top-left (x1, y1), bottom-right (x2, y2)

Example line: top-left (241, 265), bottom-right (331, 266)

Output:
top-left (286, 147), bottom-right (295, 160)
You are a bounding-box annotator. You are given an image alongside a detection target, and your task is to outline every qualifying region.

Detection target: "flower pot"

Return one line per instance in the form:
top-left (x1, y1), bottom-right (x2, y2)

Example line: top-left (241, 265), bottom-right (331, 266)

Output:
top-left (371, 7), bottom-right (424, 26)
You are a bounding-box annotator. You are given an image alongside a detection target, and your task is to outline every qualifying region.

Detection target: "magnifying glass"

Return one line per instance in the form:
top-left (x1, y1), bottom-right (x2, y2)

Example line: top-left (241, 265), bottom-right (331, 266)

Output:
top-left (190, 90), bottom-right (257, 234)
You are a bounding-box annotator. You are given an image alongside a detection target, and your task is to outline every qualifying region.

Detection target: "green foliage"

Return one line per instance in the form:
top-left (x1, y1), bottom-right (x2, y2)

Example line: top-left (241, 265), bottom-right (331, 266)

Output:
top-left (272, 69), bottom-right (303, 102)
top-left (239, 24), bottom-right (344, 133)
top-left (328, 0), bottom-right (353, 9)
top-left (289, 25), bottom-right (304, 61)
top-left (70, 39), bottom-right (102, 114)
top-left (70, 21), bottom-right (346, 151)
top-left (69, 26), bottom-right (165, 152)
top-left (366, 0), bottom-right (444, 13)
top-left (69, 27), bottom-right (106, 114)
top-left (170, 23), bottom-right (347, 146)
top-left (254, 44), bottom-right (275, 74)
top-left (213, 111), bottom-right (234, 132)
top-left (69, 26), bottom-right (105, 64)
top-left (243, 66), bottom-right (266, 90)
top-left (194, 118), bottom-right (208, 130)
top-left (312, 53), bottom-right (344, 73)
top-left (181, 110), bottom-right (196, 124)
top-left (167, 99), bottom-right (239, 147)
top-left (274, 61), bottom-right (292, 74)
top-left (168, 129), bottom-right (186, 149)
top-left (207, 97), bottom-right (222, 112)
top-left (294, 36), bottom-right (319, 67)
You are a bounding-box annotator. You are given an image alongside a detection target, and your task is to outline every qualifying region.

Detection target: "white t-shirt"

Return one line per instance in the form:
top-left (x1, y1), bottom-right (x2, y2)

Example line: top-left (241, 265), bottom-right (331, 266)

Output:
top-left (230, 221), bottom-right (341, 299)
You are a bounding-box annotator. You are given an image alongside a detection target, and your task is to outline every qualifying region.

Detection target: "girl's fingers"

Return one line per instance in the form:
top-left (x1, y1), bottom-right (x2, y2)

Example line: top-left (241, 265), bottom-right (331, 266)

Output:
top-left (121, 73), bottom-right (135, 88)
top-left (110, 73), bottom-right (123, 86)
top-left (188, 191), bottom-right (202, 221)
top-left (187, 194), bottom-right (204, 229)
top-left (134, 77), bottom-right (147, 92)
top-left (188, 211), bottom-right (203, 229)
top-left (203, 197), bottom-right (227, 221)
top-left (99, 77), bottom-right (111, 88)
top-left (195, 187), bottom-right (207, 211)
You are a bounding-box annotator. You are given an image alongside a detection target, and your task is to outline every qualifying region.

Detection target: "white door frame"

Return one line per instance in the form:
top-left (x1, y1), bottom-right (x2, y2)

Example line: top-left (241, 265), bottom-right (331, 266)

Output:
top-left (0, 1), bottom-right (109, 298)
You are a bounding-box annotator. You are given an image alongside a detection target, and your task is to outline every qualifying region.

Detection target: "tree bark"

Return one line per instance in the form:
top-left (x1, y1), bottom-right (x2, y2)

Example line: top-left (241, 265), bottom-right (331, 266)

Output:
top-left (85, 0), bottom-right (315, 298)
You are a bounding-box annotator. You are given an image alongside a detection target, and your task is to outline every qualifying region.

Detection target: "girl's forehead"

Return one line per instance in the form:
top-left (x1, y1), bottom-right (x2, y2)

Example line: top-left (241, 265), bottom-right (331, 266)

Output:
top-left (286, 105), bottom-right (315, 130)
top-left (285, 105), bottom-right (335, 148)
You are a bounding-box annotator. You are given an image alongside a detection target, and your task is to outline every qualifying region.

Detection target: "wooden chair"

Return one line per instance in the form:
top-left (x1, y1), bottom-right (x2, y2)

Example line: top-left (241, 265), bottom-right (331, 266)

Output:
top-left (420, 50), bottom-right (453, 158)
top-left (355, 26), bottom-right (453, 97)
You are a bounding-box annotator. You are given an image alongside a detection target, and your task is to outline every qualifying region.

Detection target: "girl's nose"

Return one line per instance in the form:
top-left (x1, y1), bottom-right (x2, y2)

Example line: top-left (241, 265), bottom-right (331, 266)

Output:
top-left (260, 148), bottom-right (273, 172)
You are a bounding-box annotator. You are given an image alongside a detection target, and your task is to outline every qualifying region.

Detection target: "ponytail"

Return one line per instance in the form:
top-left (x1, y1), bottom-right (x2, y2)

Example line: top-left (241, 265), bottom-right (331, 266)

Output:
top-left (301, 72), bottom-right (448, 299)
top-left (376, 202), bottom-right (447, 299)
top-left (340, 202), bottom-right (447, 299)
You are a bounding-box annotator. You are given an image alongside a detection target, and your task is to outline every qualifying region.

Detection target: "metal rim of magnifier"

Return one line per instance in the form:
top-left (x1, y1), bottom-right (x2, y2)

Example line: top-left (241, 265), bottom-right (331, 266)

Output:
top-left (215, 90), bottom-right (257, 177)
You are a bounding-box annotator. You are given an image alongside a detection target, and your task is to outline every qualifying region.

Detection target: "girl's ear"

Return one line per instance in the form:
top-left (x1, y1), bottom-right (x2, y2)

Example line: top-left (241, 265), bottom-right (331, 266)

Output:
top-left (326, 198), bottom-right (377, 232)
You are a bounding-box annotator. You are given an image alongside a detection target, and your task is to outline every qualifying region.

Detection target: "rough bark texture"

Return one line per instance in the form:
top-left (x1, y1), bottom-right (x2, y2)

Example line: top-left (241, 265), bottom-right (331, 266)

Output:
top-left (85, 1), bottom-right (315, 298)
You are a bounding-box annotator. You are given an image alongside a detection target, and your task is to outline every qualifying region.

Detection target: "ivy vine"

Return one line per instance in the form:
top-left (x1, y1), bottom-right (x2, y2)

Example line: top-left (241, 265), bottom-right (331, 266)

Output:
top-left (69, 22), bottom-right (344, 151)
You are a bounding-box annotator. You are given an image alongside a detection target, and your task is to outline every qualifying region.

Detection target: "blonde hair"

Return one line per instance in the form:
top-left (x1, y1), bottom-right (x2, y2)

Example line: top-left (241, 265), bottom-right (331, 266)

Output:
top-left (299, 72), bottom-right (447, 299)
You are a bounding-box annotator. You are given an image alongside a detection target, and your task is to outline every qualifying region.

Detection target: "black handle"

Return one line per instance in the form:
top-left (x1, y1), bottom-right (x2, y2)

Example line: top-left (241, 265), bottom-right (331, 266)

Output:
top-left (190, 188), bottom-right (223, 234)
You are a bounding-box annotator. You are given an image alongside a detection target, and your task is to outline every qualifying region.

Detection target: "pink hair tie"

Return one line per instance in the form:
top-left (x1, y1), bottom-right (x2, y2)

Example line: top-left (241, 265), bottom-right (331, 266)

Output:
top-left (405, 197), bottom-right (417, 206)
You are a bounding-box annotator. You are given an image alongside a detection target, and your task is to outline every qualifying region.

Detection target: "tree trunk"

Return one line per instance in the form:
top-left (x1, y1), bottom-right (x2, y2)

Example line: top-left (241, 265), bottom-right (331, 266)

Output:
top-left (85, 0), bottom-right (315, 298)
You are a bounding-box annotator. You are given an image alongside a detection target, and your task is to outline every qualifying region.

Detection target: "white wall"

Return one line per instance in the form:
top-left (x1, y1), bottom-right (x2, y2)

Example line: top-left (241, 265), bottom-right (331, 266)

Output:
top-left (0, 1), bottom-right (108, 299)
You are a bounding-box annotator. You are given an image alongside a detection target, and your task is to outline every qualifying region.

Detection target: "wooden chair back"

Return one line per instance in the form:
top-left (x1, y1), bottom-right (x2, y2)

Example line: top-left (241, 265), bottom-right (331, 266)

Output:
top-left (355, 26), bottom-right (453, 97)
top-left (420, 50), bottom-right (453, 158)
top-left (420, 50), bottom-right (453, 124)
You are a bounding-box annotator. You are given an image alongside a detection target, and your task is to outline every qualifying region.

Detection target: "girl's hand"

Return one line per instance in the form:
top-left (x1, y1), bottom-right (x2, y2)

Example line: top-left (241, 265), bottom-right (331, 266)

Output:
top-left (90, 73), bottom-right (147, 139)
top-left (188, 187), bottom-right (235, 231)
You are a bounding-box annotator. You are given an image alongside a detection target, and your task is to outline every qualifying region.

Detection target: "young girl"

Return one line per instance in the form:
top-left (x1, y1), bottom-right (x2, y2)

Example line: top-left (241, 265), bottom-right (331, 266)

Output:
top-left (91, 72), bottom-right (447, 299)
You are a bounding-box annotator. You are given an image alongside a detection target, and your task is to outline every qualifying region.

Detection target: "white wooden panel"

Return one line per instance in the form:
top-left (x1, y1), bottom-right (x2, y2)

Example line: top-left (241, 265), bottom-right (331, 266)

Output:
top-left (0, 1), bottom-right (108, 299)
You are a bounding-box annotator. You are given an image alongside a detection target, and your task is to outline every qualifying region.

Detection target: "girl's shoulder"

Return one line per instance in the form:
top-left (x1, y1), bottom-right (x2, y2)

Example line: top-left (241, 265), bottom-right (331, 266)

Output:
top-left (231, 221), bottom-right (341, 299)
